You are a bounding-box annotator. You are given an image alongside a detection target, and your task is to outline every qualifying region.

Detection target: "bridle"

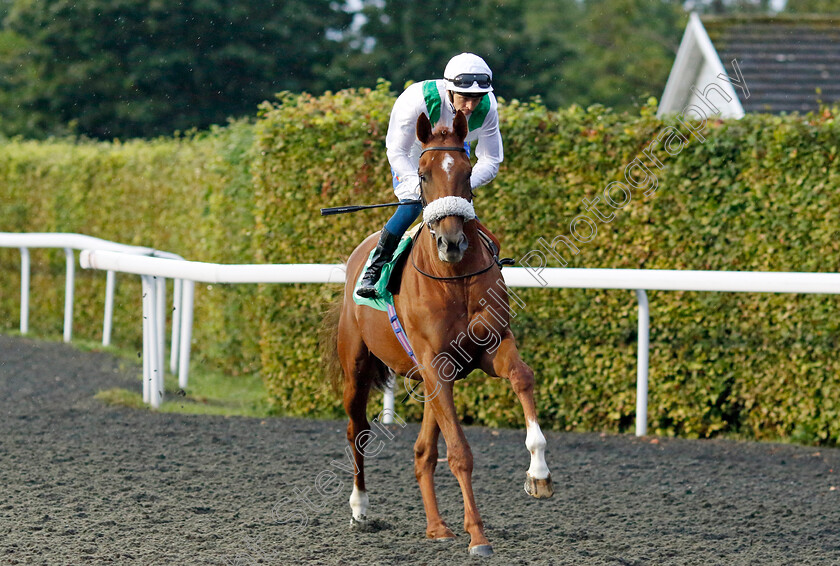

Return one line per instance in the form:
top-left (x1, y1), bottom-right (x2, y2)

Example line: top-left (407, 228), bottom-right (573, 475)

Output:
top-left (411, 145), bottom-right (497, 281)
top-left (418, 145), bottom-right (467, 158)
top-left (410, 223), bottom-right (498, 281)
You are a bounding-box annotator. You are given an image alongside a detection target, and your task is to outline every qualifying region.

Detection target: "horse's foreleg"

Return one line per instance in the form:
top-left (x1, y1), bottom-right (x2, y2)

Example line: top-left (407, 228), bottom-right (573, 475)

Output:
top-left (414, 397), bottom-right (455, 540)
top-left (426, 376), bottom-right (493, 556)
top-left (484, 334), bottom-right (554, 499)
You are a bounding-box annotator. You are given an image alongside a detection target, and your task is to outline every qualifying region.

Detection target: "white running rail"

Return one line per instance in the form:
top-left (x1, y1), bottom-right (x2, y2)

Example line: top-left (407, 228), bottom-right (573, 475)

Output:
top-left (0, 233), bottom-right (188, 390)
top-left (0, 233), bottom-right (152, 342)
top-left (504, 267), bottom-right (840, 435)
top-left (79, 249), bottom-right (840, 434)
top-left (80, 249), bottom-right (346, 408)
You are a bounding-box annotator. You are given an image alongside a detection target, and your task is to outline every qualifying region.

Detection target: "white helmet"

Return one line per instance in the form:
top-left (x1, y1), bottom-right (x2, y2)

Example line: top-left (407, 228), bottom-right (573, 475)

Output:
top-left (443, 53), bottom-right (493, 94)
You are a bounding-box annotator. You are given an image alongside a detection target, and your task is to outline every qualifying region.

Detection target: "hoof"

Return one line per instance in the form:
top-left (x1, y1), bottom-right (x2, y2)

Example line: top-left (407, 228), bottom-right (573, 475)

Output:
top-left (469, 544), bottom-right (494, 557)
top-left (350, 515), bottom-right (373, 531)
top-left (525, 473), bottom-right (554, 499)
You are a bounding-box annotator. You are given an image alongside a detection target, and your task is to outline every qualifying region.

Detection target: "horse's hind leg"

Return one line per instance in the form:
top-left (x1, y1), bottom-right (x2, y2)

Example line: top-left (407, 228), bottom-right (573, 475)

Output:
top-left (338, 320), bottom-right (375, 529)
top-left (483, 331), bottom-right (554, 499)
top-left (414, 397), bottom-right (455, 540)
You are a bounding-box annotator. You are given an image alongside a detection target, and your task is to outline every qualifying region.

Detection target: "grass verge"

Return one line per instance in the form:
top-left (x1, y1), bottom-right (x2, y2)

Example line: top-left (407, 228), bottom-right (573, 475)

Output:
top-left (9, 332), bottom-right (273, 418)
top-left (94, 365), bottom-right (271, 418)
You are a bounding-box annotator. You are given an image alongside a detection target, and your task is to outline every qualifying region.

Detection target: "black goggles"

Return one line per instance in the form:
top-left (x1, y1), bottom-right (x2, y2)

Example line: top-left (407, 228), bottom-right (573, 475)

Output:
top-left (446, 73), bottom-right (492, 89)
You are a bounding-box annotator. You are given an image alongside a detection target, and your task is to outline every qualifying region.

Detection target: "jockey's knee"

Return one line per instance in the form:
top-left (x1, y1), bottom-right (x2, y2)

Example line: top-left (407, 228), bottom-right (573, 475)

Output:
top-left (385, 200), bottom-right (422, 235)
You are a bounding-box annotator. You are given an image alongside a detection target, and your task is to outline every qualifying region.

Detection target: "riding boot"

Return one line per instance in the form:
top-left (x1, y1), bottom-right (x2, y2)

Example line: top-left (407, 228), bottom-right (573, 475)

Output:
top-left (356, 228), bottom-right (402, 298)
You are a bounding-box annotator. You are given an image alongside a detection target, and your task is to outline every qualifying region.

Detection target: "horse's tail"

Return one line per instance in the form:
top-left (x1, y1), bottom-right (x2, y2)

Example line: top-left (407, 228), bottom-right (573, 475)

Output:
top-left (320, 293), bottom-right (344, 395)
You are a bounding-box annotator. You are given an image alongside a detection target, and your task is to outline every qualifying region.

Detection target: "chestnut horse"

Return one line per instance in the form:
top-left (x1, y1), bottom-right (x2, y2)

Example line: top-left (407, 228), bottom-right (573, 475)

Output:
top-left (326, 110), bottom-right (553, 557)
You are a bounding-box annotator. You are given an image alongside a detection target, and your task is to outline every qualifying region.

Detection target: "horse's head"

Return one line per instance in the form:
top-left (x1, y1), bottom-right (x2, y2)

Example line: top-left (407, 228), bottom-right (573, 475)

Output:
top-left (416, 110), bottom-right (473, 264)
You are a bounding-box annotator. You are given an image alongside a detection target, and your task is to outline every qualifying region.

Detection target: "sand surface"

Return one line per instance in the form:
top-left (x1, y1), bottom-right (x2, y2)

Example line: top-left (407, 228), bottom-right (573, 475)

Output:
top-left (1, 334), bottom-right (839, 565)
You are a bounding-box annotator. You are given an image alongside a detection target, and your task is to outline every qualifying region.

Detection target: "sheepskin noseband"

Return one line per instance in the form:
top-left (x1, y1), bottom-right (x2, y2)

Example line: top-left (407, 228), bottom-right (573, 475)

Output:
top-left (422, 196), bottom-right (476, 224)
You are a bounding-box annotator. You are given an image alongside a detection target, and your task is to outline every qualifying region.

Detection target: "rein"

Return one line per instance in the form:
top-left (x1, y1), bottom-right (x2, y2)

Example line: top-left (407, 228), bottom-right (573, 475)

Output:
top-left (410, 223), bottom-right (498, 281)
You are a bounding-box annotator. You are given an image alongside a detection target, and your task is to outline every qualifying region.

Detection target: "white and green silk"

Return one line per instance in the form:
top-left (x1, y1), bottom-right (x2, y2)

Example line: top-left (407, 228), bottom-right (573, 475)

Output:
top-left (385, 79), bottom-right (504, 201)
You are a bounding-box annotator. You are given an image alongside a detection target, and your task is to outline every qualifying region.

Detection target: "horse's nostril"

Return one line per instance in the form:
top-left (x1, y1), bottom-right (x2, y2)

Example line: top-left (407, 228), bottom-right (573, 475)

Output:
top-left (436, 233), bottom-right (467, 260)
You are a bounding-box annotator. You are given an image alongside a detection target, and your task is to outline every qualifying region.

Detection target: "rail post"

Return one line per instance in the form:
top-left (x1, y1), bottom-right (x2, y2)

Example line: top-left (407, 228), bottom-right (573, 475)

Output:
top-left (142, 276), bottom-right (152, 404)
top-left (170, 279), bottom-right (183, 374)
top-left (156, 276), bottom-right (166, 382)
top-left (178, 280), bottom-right (195, 389)
top-left (63, 248), bottom-right (74, 342)
top-left (103, 270), bottom-right (115, 346)
top-left (635, 289), bottom-right (650, 437)
top-left (20, 248), bottom-right (30, 334)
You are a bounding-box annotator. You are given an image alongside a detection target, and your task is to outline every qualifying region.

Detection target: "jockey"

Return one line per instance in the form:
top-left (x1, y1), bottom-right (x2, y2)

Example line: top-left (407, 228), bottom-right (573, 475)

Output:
top-left (355, 52), bottom-right (504, 299)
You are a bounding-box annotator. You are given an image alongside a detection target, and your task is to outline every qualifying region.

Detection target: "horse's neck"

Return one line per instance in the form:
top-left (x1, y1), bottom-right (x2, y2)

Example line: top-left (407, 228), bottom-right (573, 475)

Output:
top-left (415, 221), bottom-right (491, 280)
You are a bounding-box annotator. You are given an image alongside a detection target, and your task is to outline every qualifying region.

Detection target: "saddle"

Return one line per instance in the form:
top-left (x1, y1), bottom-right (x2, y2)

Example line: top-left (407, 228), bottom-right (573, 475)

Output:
top-left (352, 224), bottom-right (422, 312)
top-left (351, 221), bottom-right (513, 313)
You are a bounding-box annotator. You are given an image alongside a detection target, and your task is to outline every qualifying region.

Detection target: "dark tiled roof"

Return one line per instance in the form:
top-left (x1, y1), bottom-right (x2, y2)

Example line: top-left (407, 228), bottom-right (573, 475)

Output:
top-left (704, 15), bottom-right (840, 114)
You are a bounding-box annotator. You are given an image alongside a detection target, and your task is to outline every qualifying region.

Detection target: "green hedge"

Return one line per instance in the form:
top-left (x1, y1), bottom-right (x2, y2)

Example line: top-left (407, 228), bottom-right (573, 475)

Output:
top-left (0, 122), bottom-right (262, 375)
top-left (1, 84), bottom-right (838, 444)
top-left (254, 83), bottom-right (840, 444)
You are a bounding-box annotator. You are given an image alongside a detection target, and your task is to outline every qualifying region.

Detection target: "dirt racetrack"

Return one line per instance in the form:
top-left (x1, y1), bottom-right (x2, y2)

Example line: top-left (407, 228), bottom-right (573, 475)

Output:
top-left (1, 333), bottom-right (839, 565)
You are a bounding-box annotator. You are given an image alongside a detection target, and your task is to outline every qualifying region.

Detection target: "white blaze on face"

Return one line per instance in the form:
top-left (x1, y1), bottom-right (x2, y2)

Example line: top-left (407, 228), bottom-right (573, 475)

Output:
top-left (525, 419), bottom-right (550, 479)
top-left (441, 154), bottom-right (454, 180)
top-left (349, 485), bottom-right (368, 520)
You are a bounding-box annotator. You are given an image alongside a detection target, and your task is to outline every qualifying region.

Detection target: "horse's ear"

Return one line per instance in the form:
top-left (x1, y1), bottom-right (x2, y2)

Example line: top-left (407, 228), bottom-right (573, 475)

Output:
top-left (453, 110), bottom-right (468, 142)
top-left (417, 113), bottom-right (433, 144)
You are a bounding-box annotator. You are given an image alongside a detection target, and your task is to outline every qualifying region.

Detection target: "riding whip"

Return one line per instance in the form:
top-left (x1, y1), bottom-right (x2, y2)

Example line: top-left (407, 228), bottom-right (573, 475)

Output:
top-left (320, 200), bottom-right (421, 216)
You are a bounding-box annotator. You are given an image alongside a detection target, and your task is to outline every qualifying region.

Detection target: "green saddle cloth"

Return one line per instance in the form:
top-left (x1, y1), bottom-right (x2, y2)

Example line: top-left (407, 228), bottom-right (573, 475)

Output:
top-left (353, 233), bottom-right (414, 312)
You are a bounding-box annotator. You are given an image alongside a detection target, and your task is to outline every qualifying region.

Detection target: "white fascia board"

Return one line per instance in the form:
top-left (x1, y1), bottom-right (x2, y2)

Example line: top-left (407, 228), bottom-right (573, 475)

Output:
top-left (691, 13), bottom-right (744, 118)
top-left (658, 13), bottom-right (745, 119)
top-left (659, 14), bottom-right (701, 116)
